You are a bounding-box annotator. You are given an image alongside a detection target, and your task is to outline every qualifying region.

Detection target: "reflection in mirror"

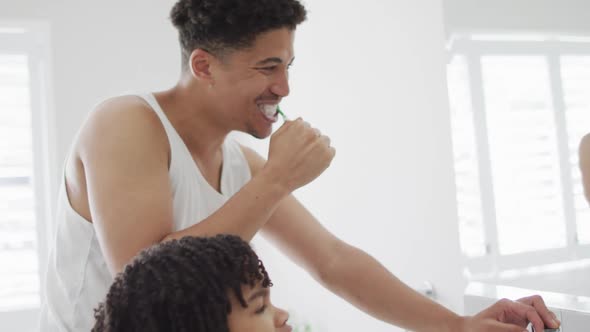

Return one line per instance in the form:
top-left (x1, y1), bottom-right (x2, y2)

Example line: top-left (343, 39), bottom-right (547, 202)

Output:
top-left (444, 0), bottom-right (590, 298)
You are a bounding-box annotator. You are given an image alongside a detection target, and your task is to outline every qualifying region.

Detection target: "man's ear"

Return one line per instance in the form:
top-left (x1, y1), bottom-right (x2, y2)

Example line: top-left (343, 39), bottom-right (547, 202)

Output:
top-left (188, 49), bottom-right (215, 85)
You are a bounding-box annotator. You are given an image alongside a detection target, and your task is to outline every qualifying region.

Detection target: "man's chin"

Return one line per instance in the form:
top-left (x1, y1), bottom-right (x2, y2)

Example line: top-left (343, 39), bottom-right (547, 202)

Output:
top-left (245, 125), bottom-right (272, 140)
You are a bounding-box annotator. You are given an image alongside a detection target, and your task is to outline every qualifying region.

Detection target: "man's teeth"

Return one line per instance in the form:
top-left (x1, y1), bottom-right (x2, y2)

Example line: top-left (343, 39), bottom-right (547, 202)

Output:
top-left (261, 105), bottom-right (278, 117)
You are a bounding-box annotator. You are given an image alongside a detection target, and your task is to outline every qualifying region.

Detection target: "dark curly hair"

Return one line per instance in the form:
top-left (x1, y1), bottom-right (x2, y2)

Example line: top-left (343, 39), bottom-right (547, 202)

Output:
top-left (170, 0), bottom-right (307, 68)
top-left (92, 235), bottom-right (272, 332)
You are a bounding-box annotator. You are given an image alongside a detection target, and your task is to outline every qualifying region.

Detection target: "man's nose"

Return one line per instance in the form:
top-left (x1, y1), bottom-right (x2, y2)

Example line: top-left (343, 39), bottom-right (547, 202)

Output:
top-left (270, 69), bottom-right (290, 97)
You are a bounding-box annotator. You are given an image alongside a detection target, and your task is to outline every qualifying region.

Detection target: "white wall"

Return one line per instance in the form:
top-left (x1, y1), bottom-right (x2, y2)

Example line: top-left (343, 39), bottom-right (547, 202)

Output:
top-left (1, 0), bottom-right (181, 199)
top-left (1, 0), bottom-right (464, 331)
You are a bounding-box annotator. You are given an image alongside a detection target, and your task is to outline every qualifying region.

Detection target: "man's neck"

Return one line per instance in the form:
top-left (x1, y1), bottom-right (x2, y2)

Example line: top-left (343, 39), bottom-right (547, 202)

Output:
top-left (154, 83), bottom-right (228, 159)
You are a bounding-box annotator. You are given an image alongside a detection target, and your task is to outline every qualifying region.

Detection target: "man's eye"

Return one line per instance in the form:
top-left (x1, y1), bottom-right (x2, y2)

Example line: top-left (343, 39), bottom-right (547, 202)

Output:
top-left (260, 66), bottom-right (277, 71)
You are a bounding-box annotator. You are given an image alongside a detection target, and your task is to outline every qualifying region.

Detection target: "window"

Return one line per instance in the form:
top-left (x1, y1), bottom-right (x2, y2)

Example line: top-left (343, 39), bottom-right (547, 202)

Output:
top-left (0, 54), bottom-right (39, 310)
top-left (0, 22), bottom-right (54, 331)
top-left (447, 35), bottom-right (590, 274)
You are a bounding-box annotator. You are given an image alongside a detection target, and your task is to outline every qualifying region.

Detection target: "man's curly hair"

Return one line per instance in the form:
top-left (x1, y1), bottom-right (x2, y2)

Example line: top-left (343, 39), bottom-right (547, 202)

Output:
top-left (170, 0), bottom-right (307, 67)
top-left (92, 235), bottom-right (272, 332)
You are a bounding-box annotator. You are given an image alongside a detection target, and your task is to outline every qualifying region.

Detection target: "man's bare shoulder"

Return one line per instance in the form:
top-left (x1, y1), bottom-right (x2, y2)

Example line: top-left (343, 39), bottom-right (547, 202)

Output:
top-left (65, 95), bottom-right (171, 222)
top-left (84, 95), bottom-right (164, 140)
top-left (581, 133), bottom-right (590, 152)
top-left (580, 133), bottom-right (590, 171)
top-left (75, 95), bottom-right (169, 161)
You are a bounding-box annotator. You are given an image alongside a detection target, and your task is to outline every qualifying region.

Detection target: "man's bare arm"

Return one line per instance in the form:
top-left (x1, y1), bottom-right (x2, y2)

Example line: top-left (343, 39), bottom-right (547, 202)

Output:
top-left (245, 149), bottom-right (558, 332)
top-left (78, 99), bottom-right (175, 276)
top-left (78, 99), bottom-right (332, 275)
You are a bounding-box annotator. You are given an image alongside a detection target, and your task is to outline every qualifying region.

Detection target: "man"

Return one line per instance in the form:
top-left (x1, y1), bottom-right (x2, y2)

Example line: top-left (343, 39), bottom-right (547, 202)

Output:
top-left (92, 235), bottom-right (290, 332)
top-left (41, 0), bottom-right (561, 331)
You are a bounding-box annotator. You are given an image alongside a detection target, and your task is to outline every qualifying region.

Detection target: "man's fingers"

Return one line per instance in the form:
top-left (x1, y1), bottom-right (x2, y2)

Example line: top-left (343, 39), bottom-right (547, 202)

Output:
top-left (518, 295), bottom-right (560, 328)
top-left (476, 318), bottom-right (527, 332)
top-left (508, 300), bottom-right (544, 332)
top-left (492, 321), bottom-right (528, 332)
top-left (274, 117), bottom-right (299, 135)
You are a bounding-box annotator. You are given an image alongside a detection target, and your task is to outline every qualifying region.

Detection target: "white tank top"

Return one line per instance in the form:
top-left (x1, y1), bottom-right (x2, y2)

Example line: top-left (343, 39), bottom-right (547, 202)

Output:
top-left (39, 94), bottom-right (252, 331)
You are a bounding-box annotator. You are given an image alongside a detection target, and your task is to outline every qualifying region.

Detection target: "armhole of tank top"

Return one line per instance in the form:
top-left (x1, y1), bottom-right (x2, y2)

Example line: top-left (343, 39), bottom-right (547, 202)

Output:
top-left (135, 94), bottom-right (174, 172)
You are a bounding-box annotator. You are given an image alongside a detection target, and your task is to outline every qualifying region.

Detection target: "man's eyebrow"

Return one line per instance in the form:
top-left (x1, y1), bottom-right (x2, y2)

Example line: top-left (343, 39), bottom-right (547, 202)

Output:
top-left (255, 57), bottom-right (295, 66)
top-left (246, 288), bottom-right (269, 302)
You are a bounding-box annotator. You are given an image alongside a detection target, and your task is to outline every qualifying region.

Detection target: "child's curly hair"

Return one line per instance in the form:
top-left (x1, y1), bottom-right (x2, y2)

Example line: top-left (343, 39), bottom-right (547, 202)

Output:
top-left (92, 234), bottom-right (272, 332)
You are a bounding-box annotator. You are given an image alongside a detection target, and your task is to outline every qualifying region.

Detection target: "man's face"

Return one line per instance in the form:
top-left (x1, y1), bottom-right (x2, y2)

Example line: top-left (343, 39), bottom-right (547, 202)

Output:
top-left (227, 283), bottom-right (291, 332)
top-left (208, 28), bottom-right (295, 138)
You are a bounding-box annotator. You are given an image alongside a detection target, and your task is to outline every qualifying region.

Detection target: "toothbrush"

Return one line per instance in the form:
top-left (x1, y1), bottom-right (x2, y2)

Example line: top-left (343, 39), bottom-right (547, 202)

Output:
top-left (277, 105), bottom-right (288, 121)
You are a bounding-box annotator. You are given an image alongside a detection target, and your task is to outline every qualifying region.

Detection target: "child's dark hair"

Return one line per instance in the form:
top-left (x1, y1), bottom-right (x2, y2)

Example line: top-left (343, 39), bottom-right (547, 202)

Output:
top-left (92, 234), bottom-right (272, 332)
top-left (170, 0), bottom-right (307, 67)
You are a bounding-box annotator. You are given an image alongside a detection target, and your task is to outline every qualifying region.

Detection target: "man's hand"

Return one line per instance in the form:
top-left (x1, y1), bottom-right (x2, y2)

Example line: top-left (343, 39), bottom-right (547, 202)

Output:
top-left (264, 118), bottom-right (335, 192)
top-left (461, 295), bottom-right (561, 332)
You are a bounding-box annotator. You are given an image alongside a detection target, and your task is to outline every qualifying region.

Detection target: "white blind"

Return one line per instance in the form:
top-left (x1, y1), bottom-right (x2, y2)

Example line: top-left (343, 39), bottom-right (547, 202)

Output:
top-left (447, 55), bottom-right (487, 257)
top-left (562, 56), bottom-right (590, 245)
top-left (0, 54), bottom-right (40, 310)
top-left (481, 56), bottom-right (568, 255)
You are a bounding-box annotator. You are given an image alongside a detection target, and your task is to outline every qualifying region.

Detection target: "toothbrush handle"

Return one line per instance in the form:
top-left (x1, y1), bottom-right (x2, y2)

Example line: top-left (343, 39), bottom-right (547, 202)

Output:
top-left (277, 109), bottom-right (289, 121)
